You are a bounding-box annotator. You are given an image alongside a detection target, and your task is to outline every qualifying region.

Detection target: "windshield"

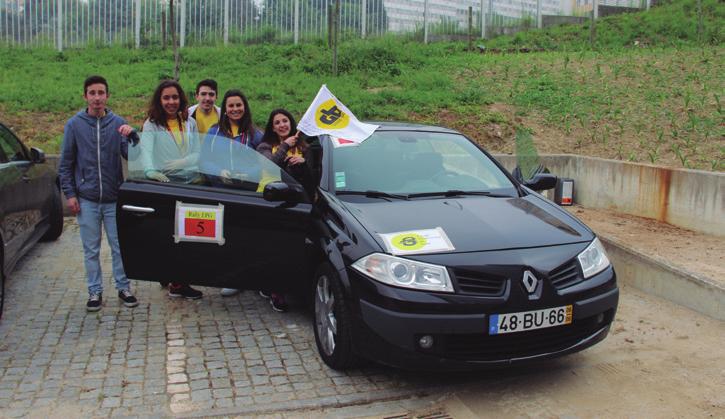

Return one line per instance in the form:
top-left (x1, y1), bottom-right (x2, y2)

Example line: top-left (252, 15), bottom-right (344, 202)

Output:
top-left (330, 131), bottom-right (516, 196)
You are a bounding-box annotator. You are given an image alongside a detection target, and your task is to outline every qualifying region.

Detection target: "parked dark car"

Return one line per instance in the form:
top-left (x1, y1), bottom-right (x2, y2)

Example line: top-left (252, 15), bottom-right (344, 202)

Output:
top-left (0, 122), bottom-right (64, 318)
top-left (118, 122), bottom-right (618, 370)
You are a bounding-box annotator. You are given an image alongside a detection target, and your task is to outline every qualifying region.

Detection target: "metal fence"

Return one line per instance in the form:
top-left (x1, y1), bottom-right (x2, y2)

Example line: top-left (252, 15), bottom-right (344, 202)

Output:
top-left (0, 0), bottom-right (649, 49)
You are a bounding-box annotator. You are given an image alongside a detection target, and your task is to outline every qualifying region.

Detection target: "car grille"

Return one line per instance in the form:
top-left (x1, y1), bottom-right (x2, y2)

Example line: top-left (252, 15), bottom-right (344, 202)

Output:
top-left (549, 259), bottom-right (584, 290)
top-left (432, 314), bottom-right (608, 361)
top-left (453, 269), bottom-right (507, 296)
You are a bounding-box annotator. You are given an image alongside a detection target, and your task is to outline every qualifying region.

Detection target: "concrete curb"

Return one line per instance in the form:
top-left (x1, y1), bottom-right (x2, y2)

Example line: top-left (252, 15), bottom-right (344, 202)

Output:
top-left (600, 235), bottom-right (724, 321)
top-left (174, 386), bottom-right (444, 418)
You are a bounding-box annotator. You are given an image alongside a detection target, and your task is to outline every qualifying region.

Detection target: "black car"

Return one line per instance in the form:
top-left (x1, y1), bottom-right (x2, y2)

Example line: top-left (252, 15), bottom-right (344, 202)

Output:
top-left (0, 122), bottom-right (64, 318)
top-left (118, 123), bottom-right (618, 370)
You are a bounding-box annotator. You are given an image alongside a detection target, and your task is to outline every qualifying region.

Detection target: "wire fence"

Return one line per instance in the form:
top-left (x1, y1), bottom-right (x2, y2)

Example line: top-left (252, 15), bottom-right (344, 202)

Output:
top-left (0, 0), bottom-right (650, 49)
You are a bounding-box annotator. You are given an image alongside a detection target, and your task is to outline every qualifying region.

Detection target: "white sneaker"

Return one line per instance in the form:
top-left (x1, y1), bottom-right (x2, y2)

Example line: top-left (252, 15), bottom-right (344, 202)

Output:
top-left (220, 288), bottom-right (240, 297)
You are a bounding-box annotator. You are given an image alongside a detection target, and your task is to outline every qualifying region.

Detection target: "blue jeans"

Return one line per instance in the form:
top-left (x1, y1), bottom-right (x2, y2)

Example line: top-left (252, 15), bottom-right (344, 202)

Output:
top-left (77, 198), bottom-right (130, 295)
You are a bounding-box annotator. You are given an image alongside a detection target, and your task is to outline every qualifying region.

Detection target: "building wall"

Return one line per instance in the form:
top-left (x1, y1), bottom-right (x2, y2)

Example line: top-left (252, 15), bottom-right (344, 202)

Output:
top-left (383, 0), bottom-right (564, 32)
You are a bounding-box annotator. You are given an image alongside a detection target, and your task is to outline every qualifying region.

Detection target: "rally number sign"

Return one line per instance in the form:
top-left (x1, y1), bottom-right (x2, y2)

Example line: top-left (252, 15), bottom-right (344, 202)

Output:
top-left (174, 201), bottom-right (225, 245)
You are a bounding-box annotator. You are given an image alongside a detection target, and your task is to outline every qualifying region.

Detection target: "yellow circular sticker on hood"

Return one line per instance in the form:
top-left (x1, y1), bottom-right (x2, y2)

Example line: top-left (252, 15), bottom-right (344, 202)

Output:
top-left (391, 233), bottom-right (427, 251)
top-left (315, 99), bottom-right (350, 129)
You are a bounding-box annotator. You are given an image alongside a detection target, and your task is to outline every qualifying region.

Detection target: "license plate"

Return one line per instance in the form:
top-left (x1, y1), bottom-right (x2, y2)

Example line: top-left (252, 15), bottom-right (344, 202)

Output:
top-left (489, 305), bottom-right (572, 335)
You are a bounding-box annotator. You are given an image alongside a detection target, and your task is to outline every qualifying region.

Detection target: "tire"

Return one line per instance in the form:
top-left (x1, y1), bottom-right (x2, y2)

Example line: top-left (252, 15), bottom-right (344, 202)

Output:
top-left (312, 263), bottom-right (360, 370)
top-left (0, 267), bottom-right (4, 320)
top-left (40, 186), bottom-right (63, 242)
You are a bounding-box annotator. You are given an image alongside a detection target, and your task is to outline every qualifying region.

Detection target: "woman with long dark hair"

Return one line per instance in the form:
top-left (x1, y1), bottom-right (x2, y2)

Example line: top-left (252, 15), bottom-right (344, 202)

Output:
top-left (199, 89), bottom-right (263, 297)
top-left (139, 80), bottom-right (203, 299)
top-left (139, 79), bottom-right (201, 184)
top-left (254, 109), bottom-right (312, 312)
top-left (257, 108), bottom-right (310, 183)
top-left (200, 89), bottom-right (263, 186)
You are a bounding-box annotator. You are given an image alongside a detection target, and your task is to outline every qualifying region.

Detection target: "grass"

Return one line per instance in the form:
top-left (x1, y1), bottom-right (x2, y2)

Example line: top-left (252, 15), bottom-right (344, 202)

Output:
top-left (484, 0), bottom-right (723, 50)
top-left (0, 0), bottom-right (722, 171)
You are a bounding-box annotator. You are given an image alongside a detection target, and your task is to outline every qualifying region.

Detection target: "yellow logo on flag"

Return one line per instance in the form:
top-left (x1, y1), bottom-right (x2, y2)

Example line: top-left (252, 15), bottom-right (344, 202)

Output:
top-left (315, 99), bottom-right (350, 129)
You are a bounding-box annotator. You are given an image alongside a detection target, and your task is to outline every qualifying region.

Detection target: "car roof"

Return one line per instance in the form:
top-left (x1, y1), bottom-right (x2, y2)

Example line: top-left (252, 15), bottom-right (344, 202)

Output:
top-left (364, 121), bottom-right (461, 134)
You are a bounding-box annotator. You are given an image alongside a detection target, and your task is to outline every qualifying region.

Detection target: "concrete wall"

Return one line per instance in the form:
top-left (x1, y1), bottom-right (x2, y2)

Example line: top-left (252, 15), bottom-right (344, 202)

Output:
top-left (493, 154), bottom-right (724, 237)
top-left (601, 236), bottom-right (724, 321)
top-left (542, 15), bottom-right (588, 27)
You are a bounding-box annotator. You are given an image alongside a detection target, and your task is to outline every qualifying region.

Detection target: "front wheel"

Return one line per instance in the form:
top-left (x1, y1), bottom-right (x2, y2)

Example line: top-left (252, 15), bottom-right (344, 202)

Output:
top-left (40, 186), bottom-right (63, 242)
top-left (312, 264), bottom-right (359, 370)
top-left (0, 264), bottom-right (5, 320)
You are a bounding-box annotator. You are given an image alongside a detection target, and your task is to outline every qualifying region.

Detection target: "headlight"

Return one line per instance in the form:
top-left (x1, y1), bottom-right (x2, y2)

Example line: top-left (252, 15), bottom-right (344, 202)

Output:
top-left (351, 253), bottom-right (454, 293)
top-left (577, 238), bottom-right (611, 279)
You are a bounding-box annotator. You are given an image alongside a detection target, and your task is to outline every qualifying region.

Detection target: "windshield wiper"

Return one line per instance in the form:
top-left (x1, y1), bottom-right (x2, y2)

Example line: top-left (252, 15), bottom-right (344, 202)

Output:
top-left (406, 190), bottom-right (511, 199)
top-left (336, 190), bottom-right (409, 200)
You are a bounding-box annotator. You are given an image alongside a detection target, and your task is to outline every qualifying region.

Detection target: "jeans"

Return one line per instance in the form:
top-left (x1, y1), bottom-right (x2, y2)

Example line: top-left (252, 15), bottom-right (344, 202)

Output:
top-left (77, 198), bottom-right (130, 295)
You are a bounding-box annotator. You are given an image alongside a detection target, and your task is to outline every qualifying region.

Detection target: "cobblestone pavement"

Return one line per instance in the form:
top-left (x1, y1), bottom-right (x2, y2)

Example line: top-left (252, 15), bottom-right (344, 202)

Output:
top-left (0, 220), bottom-right (463, 418)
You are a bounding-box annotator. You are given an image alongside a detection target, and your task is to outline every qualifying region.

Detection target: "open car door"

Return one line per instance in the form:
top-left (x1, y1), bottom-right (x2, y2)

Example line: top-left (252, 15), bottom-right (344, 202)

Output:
top-left (117, 134), bottom-right (313, 292)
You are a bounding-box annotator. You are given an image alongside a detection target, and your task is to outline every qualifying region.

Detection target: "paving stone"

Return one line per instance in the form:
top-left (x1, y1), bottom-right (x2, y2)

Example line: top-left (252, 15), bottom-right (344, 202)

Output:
top-left (0, 221), bottom-right (430, 417)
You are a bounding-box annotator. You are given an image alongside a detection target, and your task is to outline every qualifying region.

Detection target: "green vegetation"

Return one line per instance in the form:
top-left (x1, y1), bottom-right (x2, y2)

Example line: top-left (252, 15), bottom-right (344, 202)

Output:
top-left (0, 0), bottom-right (722, 171)
top-left (485, 0), bottom-right (723, 50)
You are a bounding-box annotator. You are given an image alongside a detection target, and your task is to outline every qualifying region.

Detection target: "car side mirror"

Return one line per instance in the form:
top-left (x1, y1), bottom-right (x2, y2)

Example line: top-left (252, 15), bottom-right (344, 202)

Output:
top-left (263, 181), bottom-right (305, 203)
top-left (30, 147), bottom-right (46, 163)
top-left (523, 173), bottom-right (557, 192)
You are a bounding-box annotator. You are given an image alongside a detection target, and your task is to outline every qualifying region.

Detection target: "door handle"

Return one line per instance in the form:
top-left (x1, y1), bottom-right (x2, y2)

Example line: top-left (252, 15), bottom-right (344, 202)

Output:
top-left (122, 205), bottom-right (155, 214)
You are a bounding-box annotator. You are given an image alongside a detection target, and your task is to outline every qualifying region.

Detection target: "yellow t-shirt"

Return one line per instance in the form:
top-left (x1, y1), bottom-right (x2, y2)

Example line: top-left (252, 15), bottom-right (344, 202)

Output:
top-left (195, 108), bottom-right (219, 135)
top-left (166, 118), bottom-right (186, 154)
top-left (272, 144), bottom-right (303, 158)
top-left (230, 123), bottom-right (240, 137)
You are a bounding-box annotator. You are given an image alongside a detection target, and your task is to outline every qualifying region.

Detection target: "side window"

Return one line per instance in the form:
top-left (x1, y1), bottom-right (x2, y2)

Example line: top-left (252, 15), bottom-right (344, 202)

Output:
top-left (0, 125), bottom-right (28, 162)
top-left (127, 130), bottom-right (300, 194)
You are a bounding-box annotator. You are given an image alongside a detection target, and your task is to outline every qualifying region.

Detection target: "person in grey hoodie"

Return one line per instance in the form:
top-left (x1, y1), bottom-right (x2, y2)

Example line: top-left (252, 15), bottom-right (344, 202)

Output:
top-left (59, 75), bottom-right (140, 312)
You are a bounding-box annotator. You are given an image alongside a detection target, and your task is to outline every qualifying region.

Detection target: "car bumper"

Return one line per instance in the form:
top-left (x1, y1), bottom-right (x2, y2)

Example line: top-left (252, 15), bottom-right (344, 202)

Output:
top-left (351, 271), bottom-right (619, 371)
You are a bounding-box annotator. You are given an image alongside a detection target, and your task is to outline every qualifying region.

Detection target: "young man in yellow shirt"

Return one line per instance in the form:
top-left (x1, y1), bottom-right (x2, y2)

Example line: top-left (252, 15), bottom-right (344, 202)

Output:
top-left (188, 79), bottom-right (220, 135)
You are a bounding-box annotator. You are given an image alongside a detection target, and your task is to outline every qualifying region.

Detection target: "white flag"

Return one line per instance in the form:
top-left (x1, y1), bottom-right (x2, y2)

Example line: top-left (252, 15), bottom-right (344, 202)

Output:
top-left (297, 85), bottom-right (379, 143)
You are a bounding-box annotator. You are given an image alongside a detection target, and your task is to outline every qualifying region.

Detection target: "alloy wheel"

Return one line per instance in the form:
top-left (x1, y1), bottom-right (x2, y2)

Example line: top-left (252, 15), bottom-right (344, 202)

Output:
top-left (315, 275), bottom-right (337, 356)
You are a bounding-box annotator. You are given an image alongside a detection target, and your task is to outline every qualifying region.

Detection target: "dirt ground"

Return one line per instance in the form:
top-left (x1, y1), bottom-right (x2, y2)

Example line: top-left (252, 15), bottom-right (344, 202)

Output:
top-left (429, 283), bottom-right (725, 419)
top-left (565, 205), bottom-right (725, 284)
top-left (290, 284), bottom-right (725, 419)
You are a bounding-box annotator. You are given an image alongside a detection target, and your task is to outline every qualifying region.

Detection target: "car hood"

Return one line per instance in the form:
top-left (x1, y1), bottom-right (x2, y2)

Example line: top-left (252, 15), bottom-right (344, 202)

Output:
top-left (340, 195), bottom-right (592, 254)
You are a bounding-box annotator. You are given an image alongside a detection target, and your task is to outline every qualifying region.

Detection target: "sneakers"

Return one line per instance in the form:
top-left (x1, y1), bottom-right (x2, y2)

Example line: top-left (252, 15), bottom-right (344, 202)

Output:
top-left (270, 293), bottom-right (288, 312)
top-left (86, 293), bottom-right (102, 312)
top-left (258, 290), bottom-right (271, 299)
top-left (118, 289), bottom-right (139, 307)
top-left (168, 284), bottom-right (203, 299)
top-left (220, 288), bottom-right (240, 297)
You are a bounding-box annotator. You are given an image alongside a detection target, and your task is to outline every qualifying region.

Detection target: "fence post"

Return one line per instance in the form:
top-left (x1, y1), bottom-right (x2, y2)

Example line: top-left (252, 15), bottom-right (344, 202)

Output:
top-left (423, 0), bottom-right (428, 44)
top-left (481, 0), bottom-right (485, 39)
top-left (162, 10), bottom-right (166, 50)
top-left (333, 0), bottom-right (340, 76)
top-left (590, 0), bottom-right (597, 47)
top-left (223, 0), bottom-right (229, 45)
top-left (696, 0), bottom-right (703, 43)
top-left (488, 0), bottom-right (493, 39)
top-left (56, 0), bottom-right (63, 52)
top-left (180, 0), bottom-right (185, 48)
top-left (135, 0), bottom-right (141, 48)
top-left (537, 0), bottom-right (542, 29)
top-left (328, 5), bottom-right (333, 48)
top-left (294, 0), bottom-right (299, 44)
top-left (361, 0), bottom-right (367, 39)
top-left (468, 6), bottom-right (473, 51)
top-left (646, 0), bottom-right (651, 10)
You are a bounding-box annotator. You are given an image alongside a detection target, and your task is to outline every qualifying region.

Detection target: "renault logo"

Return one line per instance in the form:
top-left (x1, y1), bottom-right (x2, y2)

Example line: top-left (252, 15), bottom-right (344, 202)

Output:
top-left (522, 270), bottom-right (539, 294)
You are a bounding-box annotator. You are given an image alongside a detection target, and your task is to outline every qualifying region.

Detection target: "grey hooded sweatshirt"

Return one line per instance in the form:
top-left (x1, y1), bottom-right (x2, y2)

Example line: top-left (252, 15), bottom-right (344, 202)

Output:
top-left (59, 109), bottom-right (129, 203)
